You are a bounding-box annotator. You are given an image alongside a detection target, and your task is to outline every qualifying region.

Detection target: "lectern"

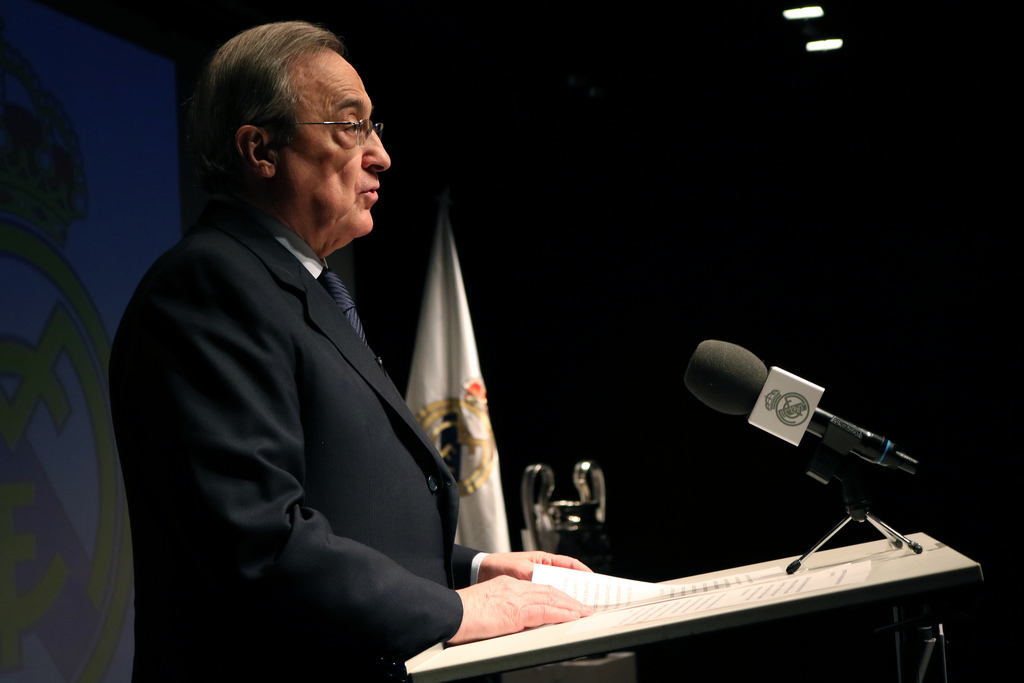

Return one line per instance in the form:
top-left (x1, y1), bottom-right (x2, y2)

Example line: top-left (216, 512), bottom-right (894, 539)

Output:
top-left (405, 533), bottom-right (982, 682)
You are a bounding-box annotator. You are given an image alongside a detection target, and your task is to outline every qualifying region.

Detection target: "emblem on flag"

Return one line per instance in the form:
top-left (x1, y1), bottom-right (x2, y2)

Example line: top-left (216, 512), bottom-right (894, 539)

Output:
top-left (415, 379), bottom-right (497, 496)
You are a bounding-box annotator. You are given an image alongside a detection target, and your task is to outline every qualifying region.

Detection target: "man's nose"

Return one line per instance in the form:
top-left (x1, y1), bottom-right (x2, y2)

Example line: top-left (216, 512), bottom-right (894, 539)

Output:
top-left (365, 131), bottom-right (391, 171)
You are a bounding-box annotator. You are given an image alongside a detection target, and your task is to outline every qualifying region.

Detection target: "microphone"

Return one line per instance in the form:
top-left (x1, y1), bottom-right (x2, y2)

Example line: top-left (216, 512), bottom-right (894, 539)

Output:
top-left (684, 340), bottom-right (918, 477)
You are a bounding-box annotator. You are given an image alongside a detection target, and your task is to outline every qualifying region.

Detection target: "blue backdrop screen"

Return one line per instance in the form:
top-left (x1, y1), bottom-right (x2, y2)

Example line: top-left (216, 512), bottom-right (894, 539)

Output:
top-left (1, 0), bottom-right (181, 680)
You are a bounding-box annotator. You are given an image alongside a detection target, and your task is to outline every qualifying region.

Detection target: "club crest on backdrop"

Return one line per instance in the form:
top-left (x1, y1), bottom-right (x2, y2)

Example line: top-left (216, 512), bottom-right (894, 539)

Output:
top-left (0, 14), bottom-right (131, 679)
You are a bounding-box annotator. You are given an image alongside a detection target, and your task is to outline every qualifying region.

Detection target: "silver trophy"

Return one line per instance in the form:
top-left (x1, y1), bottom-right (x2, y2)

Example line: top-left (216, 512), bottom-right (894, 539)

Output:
top-left (521, 461), bottom-right (611, 571)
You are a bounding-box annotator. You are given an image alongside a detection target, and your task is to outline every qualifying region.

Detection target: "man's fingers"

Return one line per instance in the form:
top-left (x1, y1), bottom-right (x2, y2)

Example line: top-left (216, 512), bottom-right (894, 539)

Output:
top-left (530, 583), bottom-right (592, 614)
top-left (478, 551), bottom-right (593, 583)
top-left (517, 597), bottom-right (592, 630)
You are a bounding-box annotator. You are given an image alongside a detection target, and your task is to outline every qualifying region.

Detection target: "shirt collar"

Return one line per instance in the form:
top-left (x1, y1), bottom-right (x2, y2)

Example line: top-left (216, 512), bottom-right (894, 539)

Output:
top-left (216, 194), bottom-right (325, 279)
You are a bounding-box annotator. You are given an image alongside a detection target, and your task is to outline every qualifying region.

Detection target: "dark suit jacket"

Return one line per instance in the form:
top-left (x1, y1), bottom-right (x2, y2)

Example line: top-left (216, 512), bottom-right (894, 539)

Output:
top-left (110, 201), bottom-right (475, 681)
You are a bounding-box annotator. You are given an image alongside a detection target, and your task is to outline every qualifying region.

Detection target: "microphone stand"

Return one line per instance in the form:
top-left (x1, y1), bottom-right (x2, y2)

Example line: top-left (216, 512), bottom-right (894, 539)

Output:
top-left (786, 424), bottom-right (948, 682)
top-left (786, 425), bottom-right (922, 576)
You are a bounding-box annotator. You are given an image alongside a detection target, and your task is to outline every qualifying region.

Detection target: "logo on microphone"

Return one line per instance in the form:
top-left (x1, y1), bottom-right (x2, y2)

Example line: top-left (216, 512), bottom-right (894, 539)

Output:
top-left (765, 389), bottom-right (811, 426)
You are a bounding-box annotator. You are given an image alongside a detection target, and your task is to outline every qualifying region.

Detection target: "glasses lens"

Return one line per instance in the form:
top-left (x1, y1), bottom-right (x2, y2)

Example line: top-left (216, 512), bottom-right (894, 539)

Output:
top-left (353, 119), bottom-right (382, 145)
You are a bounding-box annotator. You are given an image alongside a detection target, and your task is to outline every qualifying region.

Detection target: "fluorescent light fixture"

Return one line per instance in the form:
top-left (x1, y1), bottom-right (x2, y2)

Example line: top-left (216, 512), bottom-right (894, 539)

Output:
top-left (806, 38), bottom-right (844, 51)
top-left (783, 7), bottom-right (825, 20)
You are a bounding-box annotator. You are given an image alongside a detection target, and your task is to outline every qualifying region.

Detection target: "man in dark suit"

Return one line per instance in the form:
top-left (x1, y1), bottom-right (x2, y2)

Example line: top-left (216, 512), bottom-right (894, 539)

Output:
top-left (109, 21), bottom-right (589, 681)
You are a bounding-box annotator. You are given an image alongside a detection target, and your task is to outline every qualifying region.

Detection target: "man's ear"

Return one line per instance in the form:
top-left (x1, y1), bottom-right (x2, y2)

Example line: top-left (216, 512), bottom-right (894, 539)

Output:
top-left (235, 125), bottom-right (278, 178)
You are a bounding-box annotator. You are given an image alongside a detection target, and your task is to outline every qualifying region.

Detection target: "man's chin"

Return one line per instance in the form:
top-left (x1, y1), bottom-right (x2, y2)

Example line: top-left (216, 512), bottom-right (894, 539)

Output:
top-left (342, 220), bottom-right (374, 249)
top-left (353, 217), bottom-right (374, 239)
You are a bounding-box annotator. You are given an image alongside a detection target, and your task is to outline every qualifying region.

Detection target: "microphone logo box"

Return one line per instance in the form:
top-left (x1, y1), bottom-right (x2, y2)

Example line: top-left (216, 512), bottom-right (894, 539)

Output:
top-left (748, 367), bottom-right (825, 445)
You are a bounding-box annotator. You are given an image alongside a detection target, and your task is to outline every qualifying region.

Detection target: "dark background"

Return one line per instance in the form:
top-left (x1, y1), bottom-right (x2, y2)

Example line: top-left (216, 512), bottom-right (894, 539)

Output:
top-left (40, 0), bottom-right (1014, 679)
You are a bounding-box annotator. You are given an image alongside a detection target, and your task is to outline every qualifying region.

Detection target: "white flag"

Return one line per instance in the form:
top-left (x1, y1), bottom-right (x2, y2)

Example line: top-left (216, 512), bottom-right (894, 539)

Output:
top-left (406, 191), bottom-right (511, 553)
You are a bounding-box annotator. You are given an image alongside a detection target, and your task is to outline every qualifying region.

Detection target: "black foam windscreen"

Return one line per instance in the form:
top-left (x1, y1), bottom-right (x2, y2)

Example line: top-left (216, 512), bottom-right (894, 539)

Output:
top-left (684, 340), bottom-right (769, 415)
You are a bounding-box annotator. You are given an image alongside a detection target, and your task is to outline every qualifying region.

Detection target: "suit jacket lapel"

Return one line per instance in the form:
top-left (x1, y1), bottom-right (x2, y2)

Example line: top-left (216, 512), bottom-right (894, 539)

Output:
top-left (199, 202), bottom-right (451, 479)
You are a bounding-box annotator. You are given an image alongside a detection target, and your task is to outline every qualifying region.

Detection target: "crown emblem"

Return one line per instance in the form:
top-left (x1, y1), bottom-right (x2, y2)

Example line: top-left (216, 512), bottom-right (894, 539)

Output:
top-left (0, 17), bottom-right (88, 244)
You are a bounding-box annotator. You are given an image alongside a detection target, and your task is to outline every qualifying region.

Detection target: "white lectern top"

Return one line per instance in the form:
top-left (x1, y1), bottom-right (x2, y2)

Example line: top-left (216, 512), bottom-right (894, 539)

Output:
top-left (406, 533), bottom-right (982, 682)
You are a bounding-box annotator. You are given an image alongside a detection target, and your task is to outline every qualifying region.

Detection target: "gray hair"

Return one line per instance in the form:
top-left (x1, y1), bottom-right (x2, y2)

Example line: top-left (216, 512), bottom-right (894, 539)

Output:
top-left (187, 21), bottom-right (345, 194)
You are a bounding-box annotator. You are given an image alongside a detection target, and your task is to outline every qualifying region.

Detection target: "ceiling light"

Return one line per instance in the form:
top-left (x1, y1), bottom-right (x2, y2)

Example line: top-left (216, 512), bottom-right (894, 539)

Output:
top-left (783, 7), bottom-right (825, 20)
top-left (806, 38), bottom-right (844, 51)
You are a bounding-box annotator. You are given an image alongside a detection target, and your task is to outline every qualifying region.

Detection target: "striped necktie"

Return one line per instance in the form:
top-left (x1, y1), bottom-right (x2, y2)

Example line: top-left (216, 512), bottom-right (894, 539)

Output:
top-left (317, 269), bottom-right (367, 344)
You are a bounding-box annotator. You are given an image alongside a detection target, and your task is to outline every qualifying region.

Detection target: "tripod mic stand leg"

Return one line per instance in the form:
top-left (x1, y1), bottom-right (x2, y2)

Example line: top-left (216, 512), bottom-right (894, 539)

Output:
top-left (786, 514), bottom-right (853, 574)
top-left (866, 513), bottom-right (923, 554)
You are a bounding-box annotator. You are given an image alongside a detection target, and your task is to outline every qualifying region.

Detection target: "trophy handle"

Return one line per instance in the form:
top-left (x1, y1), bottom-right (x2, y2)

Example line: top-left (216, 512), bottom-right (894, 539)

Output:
top-left (573, 460), bottom-right (606, 523)
top-left (521, 463), bottom-right (555, 551)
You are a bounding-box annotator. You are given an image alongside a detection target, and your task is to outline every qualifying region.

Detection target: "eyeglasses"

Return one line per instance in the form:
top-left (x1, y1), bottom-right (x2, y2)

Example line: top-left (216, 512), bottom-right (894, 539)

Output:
top-left (295, 118), bottom-right (383, 145)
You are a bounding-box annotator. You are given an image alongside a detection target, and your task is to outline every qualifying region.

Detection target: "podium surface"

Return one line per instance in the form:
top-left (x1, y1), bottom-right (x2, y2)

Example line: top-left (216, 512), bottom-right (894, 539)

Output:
top-left (406, 533), bottom-right (982, 682)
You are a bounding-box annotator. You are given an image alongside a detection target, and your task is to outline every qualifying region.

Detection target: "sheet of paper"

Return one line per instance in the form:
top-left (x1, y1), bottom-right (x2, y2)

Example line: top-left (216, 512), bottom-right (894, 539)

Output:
top-left (532, 564), bottom-right (783, 612)
top-left (553, 561), bottom-right (872, 634)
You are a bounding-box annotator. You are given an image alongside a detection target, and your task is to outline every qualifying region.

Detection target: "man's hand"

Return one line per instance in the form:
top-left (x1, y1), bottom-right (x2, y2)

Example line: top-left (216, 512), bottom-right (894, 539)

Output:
top-left (477, 551), bottom-right (593, 582)
top-left (449, 575), bottom-right (592, 645)
top-left (448, 551), bottom-right (594, 644)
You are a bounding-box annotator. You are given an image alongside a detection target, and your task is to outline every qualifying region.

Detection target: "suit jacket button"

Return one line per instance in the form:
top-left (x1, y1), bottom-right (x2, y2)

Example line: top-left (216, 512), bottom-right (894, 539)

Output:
top-left (427, 475), bottom-right (439, 493)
